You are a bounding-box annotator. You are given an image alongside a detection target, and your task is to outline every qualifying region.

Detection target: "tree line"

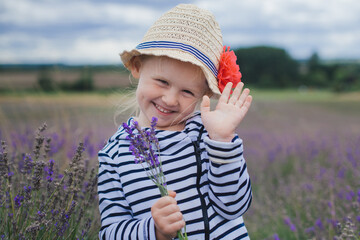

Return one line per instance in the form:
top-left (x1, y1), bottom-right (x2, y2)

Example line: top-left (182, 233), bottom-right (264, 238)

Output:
top-left (37, 66), bottom-right (94, 92)
top-left (234, 46), bottom-right (360, 92)
top-left (1, 47), bottom-right (359, 93)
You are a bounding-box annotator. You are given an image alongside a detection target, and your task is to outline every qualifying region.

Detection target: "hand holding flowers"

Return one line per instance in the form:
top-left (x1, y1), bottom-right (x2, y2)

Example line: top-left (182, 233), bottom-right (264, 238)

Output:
top-left (122, 117), bottom-right (188, 240)
top-left (151, 190), bottom-right (186, 240)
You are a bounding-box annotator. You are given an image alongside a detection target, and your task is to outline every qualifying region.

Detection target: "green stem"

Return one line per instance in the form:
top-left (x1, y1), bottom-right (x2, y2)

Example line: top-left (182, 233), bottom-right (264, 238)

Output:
top-left (66, 194), bottom-right (74, 211)
top-left (42, 173), bottom-right (66, 210)
top-left (7, 179), bottom-right (15, 217)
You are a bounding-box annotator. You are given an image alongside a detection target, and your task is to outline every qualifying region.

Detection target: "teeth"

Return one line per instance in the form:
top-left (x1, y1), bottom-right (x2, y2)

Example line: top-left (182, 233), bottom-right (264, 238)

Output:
top-left (155, 104), bottom-right (172, 113)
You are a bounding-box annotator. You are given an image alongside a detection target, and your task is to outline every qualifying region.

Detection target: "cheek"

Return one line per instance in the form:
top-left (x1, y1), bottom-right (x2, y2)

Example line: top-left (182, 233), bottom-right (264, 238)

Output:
top-left (136, 82), bottom-right (158, 103)
top-left (181, 98), bottom-right (199, 112)
top-left (135, 84), bottom-right (147, 106)
top-left (136, 80), bottom-right (148, 96)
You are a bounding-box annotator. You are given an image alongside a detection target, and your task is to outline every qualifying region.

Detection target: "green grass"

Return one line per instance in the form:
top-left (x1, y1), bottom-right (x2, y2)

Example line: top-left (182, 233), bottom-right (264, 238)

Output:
top-left (250, 88), bottom-right (360, 102)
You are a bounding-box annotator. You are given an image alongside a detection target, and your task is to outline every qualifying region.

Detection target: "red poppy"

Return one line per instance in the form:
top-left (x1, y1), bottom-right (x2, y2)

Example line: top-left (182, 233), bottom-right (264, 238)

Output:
top-left (217, 46), bottom-right (242, 93)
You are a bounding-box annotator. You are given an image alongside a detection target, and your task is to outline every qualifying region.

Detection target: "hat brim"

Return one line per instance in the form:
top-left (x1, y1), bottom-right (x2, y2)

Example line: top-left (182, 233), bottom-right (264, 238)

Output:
top-left (120, 48), bottom-right (221, 96)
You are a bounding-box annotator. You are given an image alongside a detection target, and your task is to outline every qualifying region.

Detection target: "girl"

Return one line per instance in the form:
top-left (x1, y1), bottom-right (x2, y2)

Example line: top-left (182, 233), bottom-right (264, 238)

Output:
top-left (98, 4), bottom-right (253, 240)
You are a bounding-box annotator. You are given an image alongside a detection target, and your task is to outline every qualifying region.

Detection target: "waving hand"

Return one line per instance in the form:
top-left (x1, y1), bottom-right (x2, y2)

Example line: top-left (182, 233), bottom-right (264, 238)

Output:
top-left (201, 82), bottom-right (252, 142)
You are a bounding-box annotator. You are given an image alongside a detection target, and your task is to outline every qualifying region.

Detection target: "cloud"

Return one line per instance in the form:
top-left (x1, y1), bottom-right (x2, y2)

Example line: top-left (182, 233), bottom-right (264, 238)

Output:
top-left (196, 0), bottom-right (360, 59)
top-left (0, 0), bottom-right (359, 64)
top-left (0, 0), bottom-right (160, 27)
top-left (0, 32), bottom-right (136, 64)
top-left (0, 0), bottom-right (165, 64)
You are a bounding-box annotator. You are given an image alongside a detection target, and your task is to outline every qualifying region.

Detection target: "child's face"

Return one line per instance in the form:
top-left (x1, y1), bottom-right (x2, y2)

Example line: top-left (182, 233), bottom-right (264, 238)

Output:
top-left (133, 56), bottom-right (208, 131)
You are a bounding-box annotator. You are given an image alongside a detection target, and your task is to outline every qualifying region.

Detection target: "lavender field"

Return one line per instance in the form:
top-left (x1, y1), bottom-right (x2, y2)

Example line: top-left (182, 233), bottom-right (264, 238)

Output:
top-left (0, 90), bottom-right (359, 239)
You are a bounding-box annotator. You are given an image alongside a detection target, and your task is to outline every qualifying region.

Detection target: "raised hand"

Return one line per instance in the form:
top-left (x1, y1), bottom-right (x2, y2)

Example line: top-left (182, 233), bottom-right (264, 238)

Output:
top-left (201, 82), bottom-right (252, 142)
top-left (151, 190), bottom-right (185, 240)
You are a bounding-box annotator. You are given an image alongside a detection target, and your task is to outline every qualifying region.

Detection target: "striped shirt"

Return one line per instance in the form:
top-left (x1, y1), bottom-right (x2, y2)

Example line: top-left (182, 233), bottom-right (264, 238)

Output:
top-left (98, 112), bottom-right (252, 239)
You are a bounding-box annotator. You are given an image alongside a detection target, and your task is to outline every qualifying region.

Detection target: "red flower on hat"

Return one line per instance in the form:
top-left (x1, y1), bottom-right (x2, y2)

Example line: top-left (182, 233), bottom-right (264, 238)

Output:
top-left (217, 46), bottom-right (242, 93)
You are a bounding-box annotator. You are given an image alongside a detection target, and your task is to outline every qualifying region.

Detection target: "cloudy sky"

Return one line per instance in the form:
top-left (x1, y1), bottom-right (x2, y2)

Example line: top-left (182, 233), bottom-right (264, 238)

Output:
top-left (1, 0), bottom-right (359, 64)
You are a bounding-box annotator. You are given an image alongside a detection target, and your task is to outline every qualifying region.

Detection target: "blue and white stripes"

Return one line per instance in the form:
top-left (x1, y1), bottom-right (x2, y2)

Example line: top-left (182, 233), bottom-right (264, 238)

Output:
top-left (136, 41), bottom-right (218, 77)
top-left (97, 112), bottom-right (252, 239)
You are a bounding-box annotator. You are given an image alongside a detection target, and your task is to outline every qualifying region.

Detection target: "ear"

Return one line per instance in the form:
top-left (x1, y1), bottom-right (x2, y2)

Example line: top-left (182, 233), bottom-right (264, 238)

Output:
top-left (129, 56), bottom-right (142, 79)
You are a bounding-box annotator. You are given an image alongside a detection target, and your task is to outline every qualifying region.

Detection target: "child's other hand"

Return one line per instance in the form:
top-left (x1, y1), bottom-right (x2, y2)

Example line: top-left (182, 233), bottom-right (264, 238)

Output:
top-left (201, 82), bottom-right (252, 142)
top-left (151, 190), bottom-right (185, 240)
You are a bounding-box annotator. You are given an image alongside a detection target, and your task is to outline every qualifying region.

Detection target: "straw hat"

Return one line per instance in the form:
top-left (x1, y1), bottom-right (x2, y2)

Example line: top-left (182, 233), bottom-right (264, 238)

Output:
top-left (120, 4), bottom-right (223, 95)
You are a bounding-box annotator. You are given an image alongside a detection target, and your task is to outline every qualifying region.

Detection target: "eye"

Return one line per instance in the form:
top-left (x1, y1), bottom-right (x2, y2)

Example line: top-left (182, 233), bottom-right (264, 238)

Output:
top-left (156, 79), bottom-right (168, 85)
top-left (182, 89), bottom-right (194, 97)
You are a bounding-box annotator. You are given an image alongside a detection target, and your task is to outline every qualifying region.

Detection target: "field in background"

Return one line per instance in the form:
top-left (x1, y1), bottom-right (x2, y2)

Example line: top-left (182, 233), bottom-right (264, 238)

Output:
top-left (1, 90), bottom-right (359, 239)
top-left (0, 65), bottom-right (131, 91)
top-left (1, 89), bottom-right (359, 135)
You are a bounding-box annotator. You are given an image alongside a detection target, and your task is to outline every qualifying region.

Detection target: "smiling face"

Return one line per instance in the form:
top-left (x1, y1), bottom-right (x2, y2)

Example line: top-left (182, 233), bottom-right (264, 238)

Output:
top-left (131, 56), bottom-right (208, 131)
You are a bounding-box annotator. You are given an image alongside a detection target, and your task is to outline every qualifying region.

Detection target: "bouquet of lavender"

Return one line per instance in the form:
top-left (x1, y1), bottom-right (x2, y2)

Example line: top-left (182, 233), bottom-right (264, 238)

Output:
top-left (122, 117), bottom-right (188, 240)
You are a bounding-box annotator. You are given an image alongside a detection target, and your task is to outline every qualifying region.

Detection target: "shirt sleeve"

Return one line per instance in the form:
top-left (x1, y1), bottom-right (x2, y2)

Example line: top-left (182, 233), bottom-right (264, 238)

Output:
top-left (98, 151), bottom-right (157, 239)
top-left (204, 135), bottom-right (252, 220)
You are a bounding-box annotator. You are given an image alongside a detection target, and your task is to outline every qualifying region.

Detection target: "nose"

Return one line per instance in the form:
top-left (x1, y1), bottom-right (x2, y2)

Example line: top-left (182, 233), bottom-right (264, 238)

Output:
top-left (162, 90), bottom-right (179, 107)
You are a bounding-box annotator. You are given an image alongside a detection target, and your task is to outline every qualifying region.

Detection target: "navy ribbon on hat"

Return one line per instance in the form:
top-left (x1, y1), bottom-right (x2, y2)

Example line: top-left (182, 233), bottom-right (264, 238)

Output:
top-left (136, 41), bottom-right (218, 77)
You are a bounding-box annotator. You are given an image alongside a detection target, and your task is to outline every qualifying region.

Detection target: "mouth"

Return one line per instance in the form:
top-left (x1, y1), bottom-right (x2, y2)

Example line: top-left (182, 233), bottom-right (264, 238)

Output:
top-left (154, 103), bottom-right (174, 114)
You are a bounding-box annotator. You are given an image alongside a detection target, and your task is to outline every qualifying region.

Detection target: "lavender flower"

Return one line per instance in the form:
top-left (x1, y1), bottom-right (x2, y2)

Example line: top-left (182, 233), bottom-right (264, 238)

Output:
top-left (305, 226), bottom-right (315, 233)
top-left (23, 154), bottom-right (33, 175)
top-left (1, 125), bottom-right (100, 239)
top-left (45, 159), bottom-right (55, 182)
top-left (346, 190), bottom-right (355, 201)
top-left (14, 195), bottom-right (24, 207)
top-left (49, 132), bottom-right (65, 156)
top-left (315, 218), bottom-right (324, 230)
top-left (32, 160), bottom-right (45, 190)
top-left (23, 186), bottom-right (32, 201)
top-left (37, 210), bottom-right (45, 221)
top-left (123, 118), bottom-right (162, 174)
top-left (123, 117), bottom-right (187, 239)
top-left (284, 217), bottom-right (297, 232)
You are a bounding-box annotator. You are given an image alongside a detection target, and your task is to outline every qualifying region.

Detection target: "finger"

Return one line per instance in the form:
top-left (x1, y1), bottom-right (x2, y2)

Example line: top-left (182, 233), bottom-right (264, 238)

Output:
top-left (164, 219), bottom-right (186, 238)
top-left (200, 95), bottom-right (211, 114)
top-left (218, 82), bottom-right (233, 104)
top-left (168, 218), bottom-right (185, 233)
top-left (166, 211), bottom-right (183, 224)
top-left (229, 82), bottom-right (244, 105)
top-left (237, 95), bottom-right (252, 116)
top-left (167, 190), bottom-right (176, 198)
top-left (159, 202), bottom-right (181, 216)
top-left (153, 195), bottom-right (177, 209)
top-left (235, 88), bottom-right (250, 108)
top-left (154, 214), bottom-right (185, 238)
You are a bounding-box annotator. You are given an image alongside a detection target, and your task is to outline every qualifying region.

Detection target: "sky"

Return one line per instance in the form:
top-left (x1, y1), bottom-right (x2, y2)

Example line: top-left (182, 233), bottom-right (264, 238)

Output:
top-left (1, 0), bottom-right (359, 65)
